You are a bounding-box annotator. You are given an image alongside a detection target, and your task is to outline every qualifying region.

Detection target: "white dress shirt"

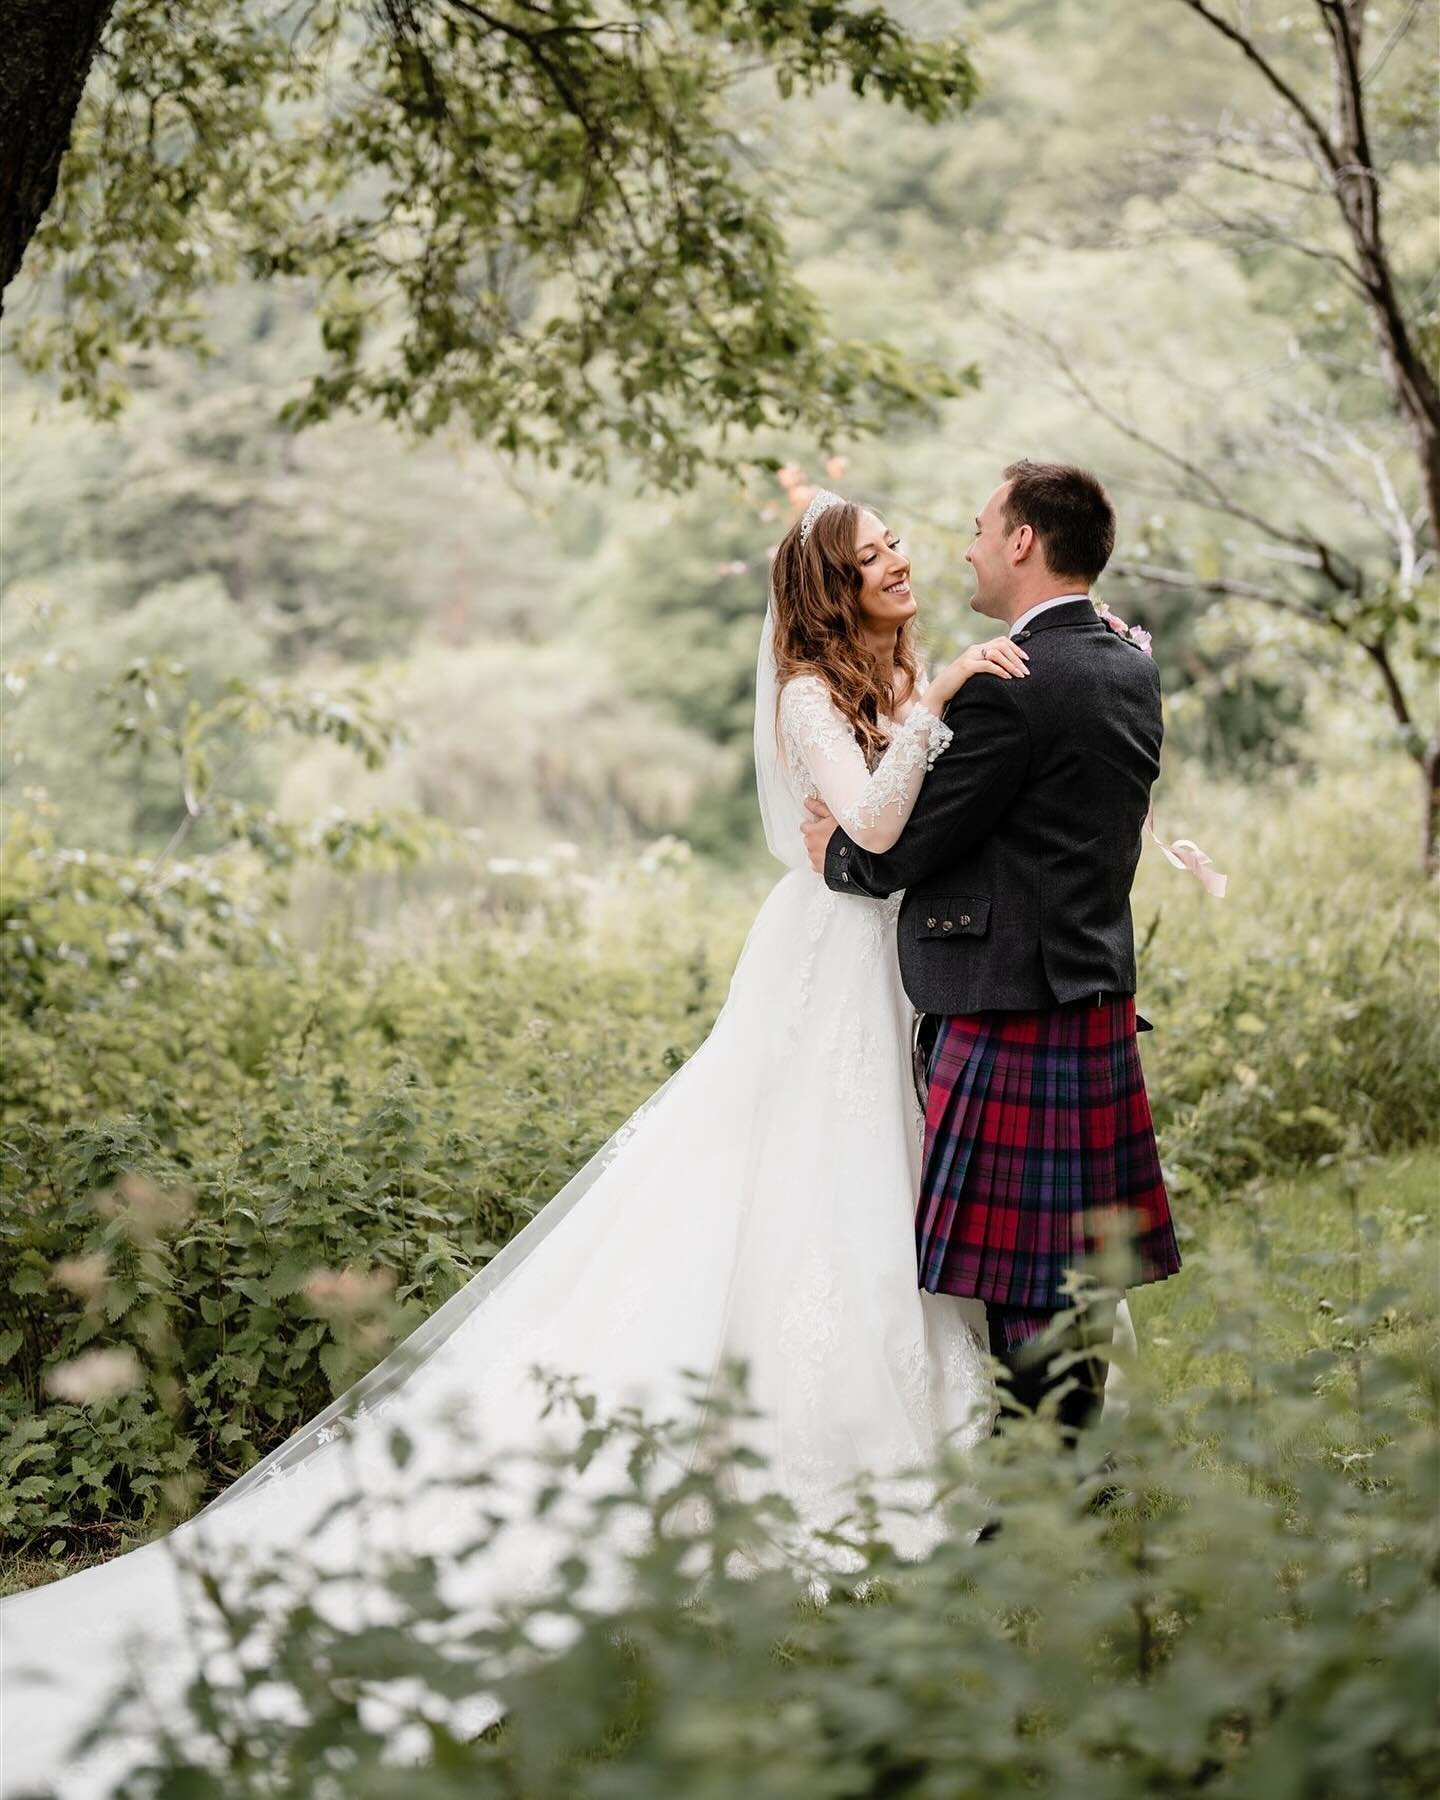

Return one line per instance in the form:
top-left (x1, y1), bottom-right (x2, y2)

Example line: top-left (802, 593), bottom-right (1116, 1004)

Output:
top-left (1009, 593), bottom-right (1091, 638)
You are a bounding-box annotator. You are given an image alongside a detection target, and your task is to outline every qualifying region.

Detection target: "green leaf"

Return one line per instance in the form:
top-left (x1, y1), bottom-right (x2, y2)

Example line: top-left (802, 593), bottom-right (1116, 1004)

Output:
top-left (317, 1341), bottom-right (351, 1394)
top-left (104, 1280), bottom-right (140, 1322)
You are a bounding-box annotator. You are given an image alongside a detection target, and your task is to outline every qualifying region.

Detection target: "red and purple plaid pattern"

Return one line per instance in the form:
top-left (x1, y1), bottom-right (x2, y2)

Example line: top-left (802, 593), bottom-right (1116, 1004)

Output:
top-left (917, 997), bottom-right (1180, 1319)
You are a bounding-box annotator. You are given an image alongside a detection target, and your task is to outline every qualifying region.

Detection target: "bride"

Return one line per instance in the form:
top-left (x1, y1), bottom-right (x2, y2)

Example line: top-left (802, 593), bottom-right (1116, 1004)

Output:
top-left (2, 488), bottom-right (1037, 1795)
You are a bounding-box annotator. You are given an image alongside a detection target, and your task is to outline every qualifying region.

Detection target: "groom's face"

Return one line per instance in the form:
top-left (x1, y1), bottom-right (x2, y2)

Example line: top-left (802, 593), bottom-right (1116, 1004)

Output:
top-left (964, 481), bottom-right (1019, 620)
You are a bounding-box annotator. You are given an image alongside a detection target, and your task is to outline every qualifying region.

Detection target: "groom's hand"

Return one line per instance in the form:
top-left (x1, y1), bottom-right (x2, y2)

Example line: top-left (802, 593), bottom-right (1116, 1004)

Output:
top-left (802, 797), bottom-right (838, 873)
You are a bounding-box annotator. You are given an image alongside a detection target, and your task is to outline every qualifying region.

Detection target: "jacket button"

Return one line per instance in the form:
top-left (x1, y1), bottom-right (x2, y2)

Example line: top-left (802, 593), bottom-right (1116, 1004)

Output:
top-left (841, 872), bottom-right (850, 883)
top-left (839, 845), bottom-right (849, 857)
top-left (959, 914), bottom-right (971, 926)
top-left (941, 920), bottom-right (953, 931)
top-left (926, 916), bottom-right (937, 928)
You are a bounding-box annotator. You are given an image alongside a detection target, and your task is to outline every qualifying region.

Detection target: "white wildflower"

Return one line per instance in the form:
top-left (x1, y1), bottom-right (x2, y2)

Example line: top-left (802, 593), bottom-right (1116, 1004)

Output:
top-left (45, 1347), bottom-right (143, 1404)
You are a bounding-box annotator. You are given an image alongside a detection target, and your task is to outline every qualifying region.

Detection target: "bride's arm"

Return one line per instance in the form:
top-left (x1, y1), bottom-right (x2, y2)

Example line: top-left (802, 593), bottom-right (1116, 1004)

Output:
top-left (826, 675), bottom-right (1031, 896)
top-left (778, 675), bottom-right (952, 854)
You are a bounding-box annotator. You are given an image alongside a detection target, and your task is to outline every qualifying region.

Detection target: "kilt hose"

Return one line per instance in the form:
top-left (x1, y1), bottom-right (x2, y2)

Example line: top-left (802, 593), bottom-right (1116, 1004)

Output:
top-left (918, 996), bottom-right (1180, 1424)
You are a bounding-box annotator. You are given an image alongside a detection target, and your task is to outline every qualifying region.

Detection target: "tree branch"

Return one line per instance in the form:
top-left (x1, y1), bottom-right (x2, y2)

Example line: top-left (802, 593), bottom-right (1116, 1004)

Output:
top-left (1182, 189), bottom-right (1369, 293)
top-left (1174, 0), bottom-right (1340, 173)
top-left (1359, 0), bottom-right (1425, 83)
top-left (1114, 555), bottom-right (1425, 773)
top-left (1287, 402), bottom-right (1418, 591)
top-left (1108, 558), bottom-right (1333, 628)
top-left (1209, 153), bottom-right (1325, 198)
top-left (1311, 0), bottom-right (1440, 540)
top-left (995, 307), bottom-right (1367, 589)
top-left (1360, 636), bottom-right (1415, 736)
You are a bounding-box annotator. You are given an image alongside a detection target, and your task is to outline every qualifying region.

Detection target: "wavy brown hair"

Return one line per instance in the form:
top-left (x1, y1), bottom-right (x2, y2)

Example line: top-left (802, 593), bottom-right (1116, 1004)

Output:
top-left (770, 497), bottom-right (921, 767)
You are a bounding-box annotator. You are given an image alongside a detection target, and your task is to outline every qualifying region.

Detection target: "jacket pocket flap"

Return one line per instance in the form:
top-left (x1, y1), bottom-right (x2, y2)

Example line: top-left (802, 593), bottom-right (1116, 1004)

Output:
top-left (915, 897), bottom-right (990, 940)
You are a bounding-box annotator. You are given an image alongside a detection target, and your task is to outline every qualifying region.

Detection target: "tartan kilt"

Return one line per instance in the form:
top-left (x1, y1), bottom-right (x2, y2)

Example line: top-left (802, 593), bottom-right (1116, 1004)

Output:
top-left (917, 996), bottom-right (1180, 1311)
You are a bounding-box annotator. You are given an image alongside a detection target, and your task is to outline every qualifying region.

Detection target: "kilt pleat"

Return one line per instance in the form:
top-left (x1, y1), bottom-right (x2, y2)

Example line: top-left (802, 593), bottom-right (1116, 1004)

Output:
top-left (915, 1022), bottom-right (998, 1291)
top-left (917, 997), bottom-right (1180, 1312)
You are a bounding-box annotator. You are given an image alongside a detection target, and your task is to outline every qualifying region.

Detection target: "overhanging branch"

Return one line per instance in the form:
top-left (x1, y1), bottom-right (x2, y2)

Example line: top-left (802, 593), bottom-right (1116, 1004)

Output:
top-left (1174, 0), bottom-right (1340, 174)
top-left (1108, 558), bottom-right (1333, 629)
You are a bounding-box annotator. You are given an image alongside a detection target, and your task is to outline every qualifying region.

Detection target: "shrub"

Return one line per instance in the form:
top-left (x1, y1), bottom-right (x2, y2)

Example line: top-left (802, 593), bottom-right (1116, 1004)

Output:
top-left (57, 1206), bottom-right (1440, 1799)
top-left (1, 829), bottom-right (727, 1549)
top-left (2, 758), bottom-right (1436, 1549)
top-left (1132, 757), bottom-right (1439, 1198)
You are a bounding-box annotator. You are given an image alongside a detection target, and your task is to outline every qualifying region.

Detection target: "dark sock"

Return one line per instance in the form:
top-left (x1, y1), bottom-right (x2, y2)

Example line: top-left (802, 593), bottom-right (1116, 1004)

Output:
top-left (988, 1301), bottom-right (1116, 1444)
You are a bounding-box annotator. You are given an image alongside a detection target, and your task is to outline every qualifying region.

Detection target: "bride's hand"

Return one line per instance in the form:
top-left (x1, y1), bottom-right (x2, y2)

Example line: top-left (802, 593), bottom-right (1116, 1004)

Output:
top-left (924, 636), bottom-right (1029, 713)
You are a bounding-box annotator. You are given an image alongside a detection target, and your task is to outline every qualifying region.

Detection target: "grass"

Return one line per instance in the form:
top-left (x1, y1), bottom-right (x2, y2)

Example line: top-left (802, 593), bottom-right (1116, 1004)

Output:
top-left (1134, 1147), bottom-right (1439, 1404)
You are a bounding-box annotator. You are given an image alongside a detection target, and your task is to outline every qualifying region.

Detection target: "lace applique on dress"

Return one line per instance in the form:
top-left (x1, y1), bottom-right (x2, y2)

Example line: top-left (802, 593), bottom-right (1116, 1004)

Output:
top-left (820, 1010), bottom-right (885, 1134)
top-left (778, 676), bottom-right (951, 850)
top-left (780, 886), bottom-right (839, 1046)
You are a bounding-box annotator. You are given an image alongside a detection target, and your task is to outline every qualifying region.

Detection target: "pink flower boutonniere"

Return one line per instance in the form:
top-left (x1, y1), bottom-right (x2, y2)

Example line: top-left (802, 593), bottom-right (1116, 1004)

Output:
top-left (1095, 602), bottom-right (1153, 657)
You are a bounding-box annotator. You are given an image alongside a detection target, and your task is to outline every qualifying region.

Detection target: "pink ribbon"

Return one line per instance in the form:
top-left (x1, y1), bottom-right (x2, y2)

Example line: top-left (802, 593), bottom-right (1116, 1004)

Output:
top-left (1088, 605), bottom-right (1227, 898)
top-left (1144, 803), bottom-right (1228, 898)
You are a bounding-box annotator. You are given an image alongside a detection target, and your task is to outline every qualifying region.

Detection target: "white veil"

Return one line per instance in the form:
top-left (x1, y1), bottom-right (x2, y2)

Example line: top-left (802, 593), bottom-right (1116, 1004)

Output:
top-left (205, 1072), bottom-right (684, 1511)
top-left (752, 602), bottom-right (807, 874)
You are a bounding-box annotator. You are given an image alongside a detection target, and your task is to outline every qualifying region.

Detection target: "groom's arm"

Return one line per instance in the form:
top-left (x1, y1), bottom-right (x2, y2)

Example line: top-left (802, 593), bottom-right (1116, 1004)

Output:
top-left (823, 676), bottom-right (1031, 898)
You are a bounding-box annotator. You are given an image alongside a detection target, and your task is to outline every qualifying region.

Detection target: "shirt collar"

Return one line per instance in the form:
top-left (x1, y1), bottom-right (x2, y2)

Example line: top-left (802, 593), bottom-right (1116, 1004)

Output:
top-left (1009, 593), bottom-right (1092, 639)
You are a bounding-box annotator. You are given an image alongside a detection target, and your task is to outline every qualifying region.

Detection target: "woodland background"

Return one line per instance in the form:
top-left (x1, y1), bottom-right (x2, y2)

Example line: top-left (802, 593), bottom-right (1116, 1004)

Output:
top-left (1, 1), bottom-right (1437, 1792)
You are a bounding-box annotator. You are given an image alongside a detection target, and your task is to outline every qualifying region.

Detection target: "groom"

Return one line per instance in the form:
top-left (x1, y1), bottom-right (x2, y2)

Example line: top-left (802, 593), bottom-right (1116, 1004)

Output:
top-left (803, 459), bottom-right (1180, 1440)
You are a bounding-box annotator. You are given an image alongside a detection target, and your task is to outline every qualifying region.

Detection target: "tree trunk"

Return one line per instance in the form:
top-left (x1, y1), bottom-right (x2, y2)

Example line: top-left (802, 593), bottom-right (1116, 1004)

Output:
top-left (0, 0), bottom-right (116, 304)
top-left (1424, 736), bottom-right (1440, 880)
top-left (1322, 0), bottom-right (1440, 548)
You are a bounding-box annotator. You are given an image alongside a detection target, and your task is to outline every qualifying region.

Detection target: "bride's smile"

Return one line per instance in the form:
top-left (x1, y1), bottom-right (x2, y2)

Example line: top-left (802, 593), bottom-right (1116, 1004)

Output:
top-left (854, 509), bottom-right (917, 638)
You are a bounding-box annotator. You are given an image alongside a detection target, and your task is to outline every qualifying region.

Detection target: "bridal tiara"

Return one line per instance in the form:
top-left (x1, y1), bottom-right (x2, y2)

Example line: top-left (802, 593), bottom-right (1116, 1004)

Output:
top-left (798, 487), bottom-right (846, 546)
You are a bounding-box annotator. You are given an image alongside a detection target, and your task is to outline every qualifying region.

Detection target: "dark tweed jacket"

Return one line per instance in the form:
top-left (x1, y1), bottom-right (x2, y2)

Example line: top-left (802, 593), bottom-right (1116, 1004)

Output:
top-left (824, 599), bottom-right (1163, 1016)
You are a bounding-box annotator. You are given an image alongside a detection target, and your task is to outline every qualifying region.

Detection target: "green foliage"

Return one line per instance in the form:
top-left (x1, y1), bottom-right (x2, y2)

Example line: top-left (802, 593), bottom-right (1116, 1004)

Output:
top-left (2, 621), bottom-right (426, 866)
top-left (1129, 758), bottom-right (1440, 1201)
top-left (63, 1200), bottom-right (1440, 1797)
top-left (3, 754), bottom-right (1436, 1553)
top-left (10, 1), bottom-right (1431, 878)
top-left (0, 813), bottom-right (726, 1549)
top-left (577, 483), bottom-right (779, 850)
top-left (1, 577), bottom-right (274, 852)
top-left (14, 0), bottom-right (979, 485)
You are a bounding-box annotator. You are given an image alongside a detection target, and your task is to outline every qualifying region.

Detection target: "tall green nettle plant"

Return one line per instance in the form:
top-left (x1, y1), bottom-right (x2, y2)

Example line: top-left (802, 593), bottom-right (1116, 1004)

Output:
top-left (60, 1206), bottom-right (1440, 1799)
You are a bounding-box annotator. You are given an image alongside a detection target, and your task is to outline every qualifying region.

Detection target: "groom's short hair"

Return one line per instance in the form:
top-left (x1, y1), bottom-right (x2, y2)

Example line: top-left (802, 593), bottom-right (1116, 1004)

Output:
top-left (1001, 460), bottom-right (1116, 583)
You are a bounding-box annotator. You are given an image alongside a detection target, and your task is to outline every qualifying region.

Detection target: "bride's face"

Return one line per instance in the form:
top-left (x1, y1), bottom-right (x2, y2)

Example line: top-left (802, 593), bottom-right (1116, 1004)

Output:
top-left (853, 510), bottom-right (915, 632)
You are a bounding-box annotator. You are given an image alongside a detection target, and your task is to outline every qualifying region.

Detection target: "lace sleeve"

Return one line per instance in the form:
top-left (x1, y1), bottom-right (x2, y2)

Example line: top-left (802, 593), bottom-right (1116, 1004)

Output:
top-left (778, 675), bottom-right (952, 853)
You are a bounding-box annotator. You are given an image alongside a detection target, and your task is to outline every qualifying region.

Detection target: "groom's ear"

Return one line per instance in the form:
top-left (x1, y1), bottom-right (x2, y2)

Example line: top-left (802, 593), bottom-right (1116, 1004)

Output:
top-left (1010, 522), bottom-right (1035, 564)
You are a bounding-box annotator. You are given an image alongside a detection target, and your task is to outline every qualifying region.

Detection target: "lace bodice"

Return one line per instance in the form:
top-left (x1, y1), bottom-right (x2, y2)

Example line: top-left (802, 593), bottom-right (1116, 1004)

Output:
top-left (778, 674), bottom-right (952, 853)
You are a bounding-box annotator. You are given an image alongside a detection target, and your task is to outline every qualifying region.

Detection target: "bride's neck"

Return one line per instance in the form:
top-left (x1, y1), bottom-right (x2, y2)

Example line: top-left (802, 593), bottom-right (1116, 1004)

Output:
top-left (861, 634), bottom-right (905, 706)
top-left (861, 625), bottom-right (898, 674)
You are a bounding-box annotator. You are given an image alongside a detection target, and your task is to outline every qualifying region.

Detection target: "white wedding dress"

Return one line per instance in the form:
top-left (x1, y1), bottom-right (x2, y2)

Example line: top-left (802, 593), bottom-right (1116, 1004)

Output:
top-left (0, 621), bottom-right (999, 1796)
